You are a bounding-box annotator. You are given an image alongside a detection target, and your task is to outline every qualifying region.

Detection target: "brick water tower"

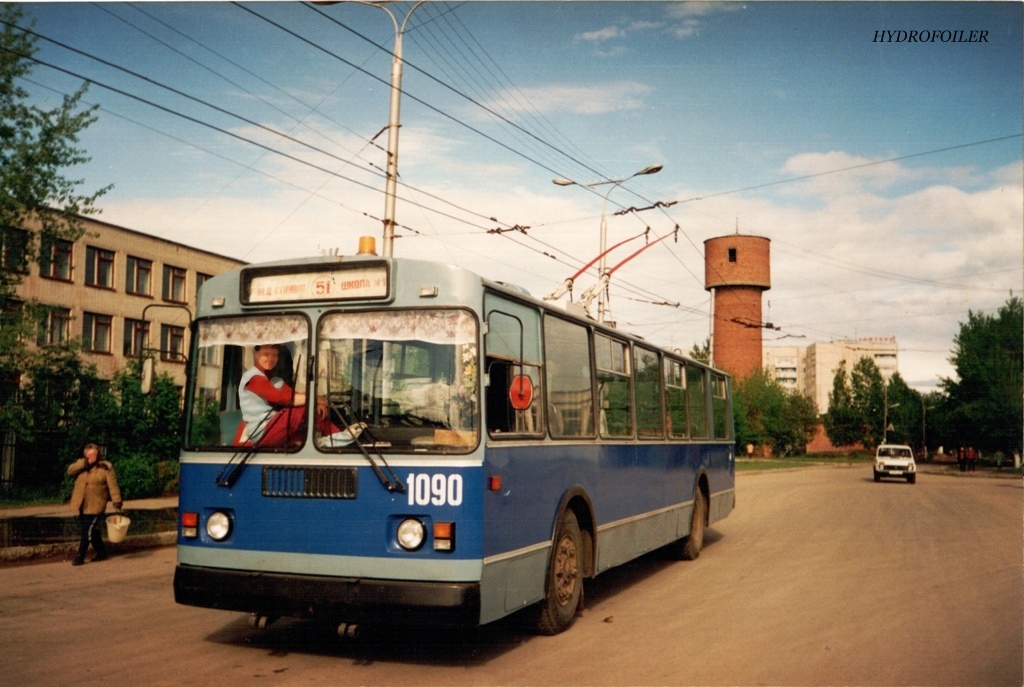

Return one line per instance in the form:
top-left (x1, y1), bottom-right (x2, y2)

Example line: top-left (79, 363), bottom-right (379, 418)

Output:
top-left (704, 234), bottom-right (771, 380)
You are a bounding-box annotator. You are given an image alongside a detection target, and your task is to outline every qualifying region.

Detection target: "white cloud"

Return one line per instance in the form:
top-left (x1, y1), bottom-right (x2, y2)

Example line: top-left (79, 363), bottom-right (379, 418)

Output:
top-left (573, 2), bottom-right (736, 46)
top-left (667, 18), bottom-right (702, 39)
top-left (576, 25), bottom-right (625, 42)
top-left (479, 82), bottom-right (654, 116)
top-left (659, 153), bottom-right (1023, 389)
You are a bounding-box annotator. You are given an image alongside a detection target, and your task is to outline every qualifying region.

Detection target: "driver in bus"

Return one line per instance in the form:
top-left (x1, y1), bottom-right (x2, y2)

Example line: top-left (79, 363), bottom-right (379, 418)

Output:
top-left (234, 344), bottom-right (363, 448)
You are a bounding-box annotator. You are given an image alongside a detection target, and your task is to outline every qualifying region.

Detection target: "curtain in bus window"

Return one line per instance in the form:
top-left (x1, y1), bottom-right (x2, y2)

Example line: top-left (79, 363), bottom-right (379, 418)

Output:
top-left (686, 364), bottom-right (709, 439)
top-left (319, 310), bottom-right (475, 344)
top-left (664, 359), bottom-right (688, 439)
top-left (544, 316), bottom-right (593, 438)
top-left (634, 346), bottom-right (663, 438)
top-left (595, 334), bottom-right (633, 437)
top-left (197, 314), bottom-right (307, 347)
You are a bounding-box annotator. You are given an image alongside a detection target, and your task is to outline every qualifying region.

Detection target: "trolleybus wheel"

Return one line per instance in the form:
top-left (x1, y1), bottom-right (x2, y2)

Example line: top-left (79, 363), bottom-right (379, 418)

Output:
top-left (536, 510), bottom-right (583, 635)
top-left (679, 490), bottom-right (706, 561)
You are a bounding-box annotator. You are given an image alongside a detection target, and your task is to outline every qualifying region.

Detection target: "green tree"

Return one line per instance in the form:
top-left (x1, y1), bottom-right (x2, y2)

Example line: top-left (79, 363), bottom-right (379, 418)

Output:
top-left (850, 356), bottom-right (885, 446)
top-left (690, 338), bottom-right (710, 364)
top-left (882, 372), bottom-right (921, 446)
top-left (734, 368), bottom-right (820, 456)
top-left (83, 364), bottom-right (182, 497)
top-left (778, 390), bottom-right (819, 456)
top-left (941, 297), bottom-right (1023, 455)
top-left (0, 3), bottom-right (109, 298)
top-left (734, 369), bottom-right (783, 449)
top-left (824, 360), bottom-right (863, 447)
top-left (16, 339), bottom-right (103, 490)
top-left (0, 3), bottom-right (111, 493)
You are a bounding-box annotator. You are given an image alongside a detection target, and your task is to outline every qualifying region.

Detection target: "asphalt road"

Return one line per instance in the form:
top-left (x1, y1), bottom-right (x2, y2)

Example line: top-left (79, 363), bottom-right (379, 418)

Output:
top-left (2, 465), bottom-right (1020, 686)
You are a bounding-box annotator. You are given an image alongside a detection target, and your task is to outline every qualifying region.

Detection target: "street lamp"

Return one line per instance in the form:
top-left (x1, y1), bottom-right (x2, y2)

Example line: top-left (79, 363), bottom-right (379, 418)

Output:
top-left (317, 0), bottom-right (426, 257)
top-left (552, 163), bottom-right (662, 323)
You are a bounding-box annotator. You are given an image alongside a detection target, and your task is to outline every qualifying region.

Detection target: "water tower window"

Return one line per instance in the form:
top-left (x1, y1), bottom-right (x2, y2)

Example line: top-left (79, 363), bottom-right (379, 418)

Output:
top-left (728, 248), bottom-right (737, 262)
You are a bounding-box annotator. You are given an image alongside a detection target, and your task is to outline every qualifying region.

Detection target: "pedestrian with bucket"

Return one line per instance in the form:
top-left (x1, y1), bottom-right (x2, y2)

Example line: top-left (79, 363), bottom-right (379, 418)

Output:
top-left (67, 443), bottom-right (122, 566)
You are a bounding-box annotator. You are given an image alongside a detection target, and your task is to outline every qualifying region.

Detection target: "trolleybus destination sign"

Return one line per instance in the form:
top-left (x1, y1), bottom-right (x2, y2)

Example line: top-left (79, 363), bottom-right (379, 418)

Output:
top-left (242, 263), bottom-right (389, 304)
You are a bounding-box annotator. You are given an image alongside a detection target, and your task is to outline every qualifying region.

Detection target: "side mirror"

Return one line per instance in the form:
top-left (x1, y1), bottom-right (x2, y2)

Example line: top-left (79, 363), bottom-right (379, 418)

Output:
top-left (140, 357), bottom-right (154, 395)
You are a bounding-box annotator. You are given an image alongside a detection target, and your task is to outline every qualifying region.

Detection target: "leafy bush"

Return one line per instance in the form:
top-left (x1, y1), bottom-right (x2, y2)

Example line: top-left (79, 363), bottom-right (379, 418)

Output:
top-left (113, 453), bottom-right (160, 500)
top-left (156, 460), bottom-right (180, 495)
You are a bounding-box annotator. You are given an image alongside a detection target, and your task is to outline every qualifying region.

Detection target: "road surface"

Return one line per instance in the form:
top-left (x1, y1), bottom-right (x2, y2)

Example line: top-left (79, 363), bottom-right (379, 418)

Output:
top-left (2, 465), bottom-right (1020, 686)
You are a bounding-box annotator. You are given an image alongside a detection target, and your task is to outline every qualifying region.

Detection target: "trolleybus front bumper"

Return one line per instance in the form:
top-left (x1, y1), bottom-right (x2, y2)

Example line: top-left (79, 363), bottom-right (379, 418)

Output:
top-left (174, 564), bottom-right (481, 628)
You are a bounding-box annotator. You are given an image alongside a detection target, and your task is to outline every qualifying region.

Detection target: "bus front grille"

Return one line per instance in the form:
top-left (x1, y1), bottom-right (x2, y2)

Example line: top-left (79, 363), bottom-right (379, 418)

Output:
top-left (262, 466), bottom-right (358, 499)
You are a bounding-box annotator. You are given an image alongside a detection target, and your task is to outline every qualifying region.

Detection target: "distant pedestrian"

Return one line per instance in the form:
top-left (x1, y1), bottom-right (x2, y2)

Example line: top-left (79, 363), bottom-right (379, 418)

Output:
top-left (967, 447), bottom-right (977, 473)
top-left (67, 443), bottom-right (122, 566)
top-left (957, 446), bottom-right (966, 473)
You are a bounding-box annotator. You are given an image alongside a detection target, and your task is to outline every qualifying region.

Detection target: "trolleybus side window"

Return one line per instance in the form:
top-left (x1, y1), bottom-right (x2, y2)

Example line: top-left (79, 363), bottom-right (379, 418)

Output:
top-left (544, 315), bottom-right (594, 438)
top-left (664, 358), bottom-right (688, 439)
top-left (711, 372), bottom-right (732, 440)
top-left (316, 309), bottom-right (479, 452)
top-left (595, 333), bottom-right (633, 438)
top-left (185, 314), bottom-right (309, 449)
top-left (484, 298), bottom-right (543, 437)
top-left (686, 363), bottom-right (709, 439)
top-left (634, 345), bottom-right (664, 439)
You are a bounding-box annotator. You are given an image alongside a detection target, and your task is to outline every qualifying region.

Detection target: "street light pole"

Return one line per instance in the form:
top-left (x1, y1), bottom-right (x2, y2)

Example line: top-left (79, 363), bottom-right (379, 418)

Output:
top-left (378, 0), bottom-right (426, 258)
top-left (553, 163), bottom-right (662, 322)
top-left (883, 383), bottom-right (900, 444)
top-left (321, 0), bottom-right (425, 257)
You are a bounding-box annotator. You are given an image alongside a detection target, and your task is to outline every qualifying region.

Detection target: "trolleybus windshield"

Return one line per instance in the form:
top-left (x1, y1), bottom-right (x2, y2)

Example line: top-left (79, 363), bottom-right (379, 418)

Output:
top-left (185, 309), bottom-right (479, 454)
top-left (317, 309), bottom-right (478, 453)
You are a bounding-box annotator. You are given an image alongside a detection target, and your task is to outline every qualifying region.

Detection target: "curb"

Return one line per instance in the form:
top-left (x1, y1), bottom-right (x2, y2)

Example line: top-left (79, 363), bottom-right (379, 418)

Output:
top-left (0, 531), bottom-right (177, 567)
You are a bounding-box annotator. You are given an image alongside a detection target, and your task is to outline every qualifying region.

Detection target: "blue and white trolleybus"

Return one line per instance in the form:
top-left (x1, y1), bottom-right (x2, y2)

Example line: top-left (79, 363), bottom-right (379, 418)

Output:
top-left (173, 238), bottom-right (735, 635)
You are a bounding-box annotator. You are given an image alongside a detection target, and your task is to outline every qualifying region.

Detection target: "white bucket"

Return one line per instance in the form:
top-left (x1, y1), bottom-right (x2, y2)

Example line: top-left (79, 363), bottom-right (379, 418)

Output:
top-left (105, 514), bottom-right (131, 544)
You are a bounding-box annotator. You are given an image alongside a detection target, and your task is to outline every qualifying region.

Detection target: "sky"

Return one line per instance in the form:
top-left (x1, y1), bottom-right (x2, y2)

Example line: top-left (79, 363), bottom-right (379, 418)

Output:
top-left (11, 1), bottom-right (1024, 392)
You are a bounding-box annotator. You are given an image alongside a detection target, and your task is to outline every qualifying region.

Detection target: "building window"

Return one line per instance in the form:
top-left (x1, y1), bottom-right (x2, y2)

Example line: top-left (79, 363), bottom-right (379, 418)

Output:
top-left (40, 236), bottom-right (73, 281)
top-left (37, 307), bottom-right (71, 345)
top-left (85, 246), bottom-right (115, 289)
top-left (126, 256), bottom-right (153, 296)
top-left (82, 312), bottom-right (112, 353)
top-left (1, 227), bottom-right (29, 274)
top-left (161, 324), bottom-right (185, 362)
top-left (162, 264), bottom-right (187, 303)
top-left (123, 318), bottom-right (150, 357)
top-left (728, 248), bottom-right (737, 262)
top-left (196, 272), bottom-right (212, 301)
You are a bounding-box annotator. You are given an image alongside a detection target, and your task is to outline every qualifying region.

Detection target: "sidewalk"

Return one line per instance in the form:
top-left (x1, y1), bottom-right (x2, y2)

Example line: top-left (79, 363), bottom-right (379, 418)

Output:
top-left (0, 496), bottom-right (178, 567)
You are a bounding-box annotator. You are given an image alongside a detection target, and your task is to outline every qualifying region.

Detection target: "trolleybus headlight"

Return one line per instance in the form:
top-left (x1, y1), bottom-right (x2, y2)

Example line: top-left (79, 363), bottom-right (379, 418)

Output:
top-left (397, 518), bottom-right (426, 551)
top-left (206, 511), bottom-right (232, 541)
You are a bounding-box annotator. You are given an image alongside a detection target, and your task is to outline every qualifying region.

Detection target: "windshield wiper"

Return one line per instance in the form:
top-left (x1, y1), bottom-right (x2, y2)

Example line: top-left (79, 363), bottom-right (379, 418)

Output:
top-left (217, 353), bottom-right (304, 488)
top-left (215, 408), bottom-right (275, 487)
top-left (327, 404), bottom-right (405, 493)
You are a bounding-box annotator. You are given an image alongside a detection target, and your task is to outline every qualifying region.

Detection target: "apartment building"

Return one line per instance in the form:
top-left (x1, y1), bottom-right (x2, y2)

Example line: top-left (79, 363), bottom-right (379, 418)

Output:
top-left (764, 338), bottom-right (899, 413)
top-left (762, 345), bottom-right (806, 393)
top-left (5, 214), bottom-right (245, 387)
